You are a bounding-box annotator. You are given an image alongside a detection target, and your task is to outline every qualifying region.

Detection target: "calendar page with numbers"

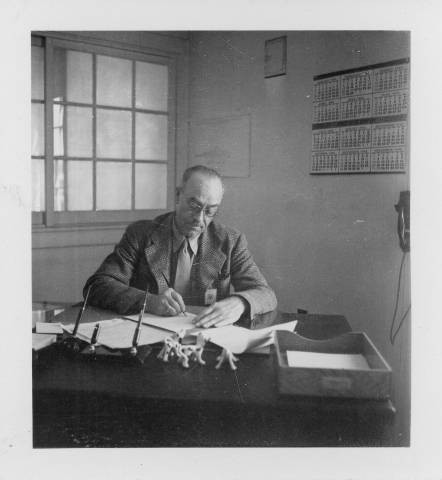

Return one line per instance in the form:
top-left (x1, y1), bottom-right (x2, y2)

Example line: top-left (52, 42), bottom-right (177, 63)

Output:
top-left (311, 58), bottom-right (409, 174)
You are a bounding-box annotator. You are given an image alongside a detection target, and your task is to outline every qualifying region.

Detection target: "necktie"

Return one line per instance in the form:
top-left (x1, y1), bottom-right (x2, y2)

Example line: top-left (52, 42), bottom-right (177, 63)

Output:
top-left (174, 239), bottom-right (192, 297)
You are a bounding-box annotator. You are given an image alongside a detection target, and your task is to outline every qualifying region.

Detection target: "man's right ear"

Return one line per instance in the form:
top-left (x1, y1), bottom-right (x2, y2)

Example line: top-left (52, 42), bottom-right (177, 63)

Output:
top-left (175, 186), bottom-right (181, 203)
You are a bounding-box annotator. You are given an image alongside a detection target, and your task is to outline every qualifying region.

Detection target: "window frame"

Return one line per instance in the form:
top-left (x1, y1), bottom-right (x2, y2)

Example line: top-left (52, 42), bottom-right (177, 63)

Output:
top-left (32, 35), bottom-right (177, 228)
top-left (31, 35), bottom-right (45, 226)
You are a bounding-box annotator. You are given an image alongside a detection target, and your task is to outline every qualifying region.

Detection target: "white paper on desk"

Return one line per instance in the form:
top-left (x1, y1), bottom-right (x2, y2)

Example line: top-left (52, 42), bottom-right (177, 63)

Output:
top-left (32, 333), bottom-right (58, 351)
top-left (286, 351), bottom-right (370, 370)
top-left (126, 312), bottom-right (297, 354)
top-left (125, 312), bottom-right (197, 333)
top-left (199, 320), bottom-right (298, 354)
top-left (62, 318), bottom-right (169, 350)
top-left (36, 321), bottom-right (63, 334)
top-left (55, 305), bottom-right (125, 326)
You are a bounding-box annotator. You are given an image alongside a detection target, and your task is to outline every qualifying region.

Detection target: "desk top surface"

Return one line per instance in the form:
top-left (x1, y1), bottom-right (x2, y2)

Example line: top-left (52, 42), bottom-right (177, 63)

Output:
top-left (33, 308), bottom-right (398, 447)
top-left (34, 309), bottom-right (391, 410)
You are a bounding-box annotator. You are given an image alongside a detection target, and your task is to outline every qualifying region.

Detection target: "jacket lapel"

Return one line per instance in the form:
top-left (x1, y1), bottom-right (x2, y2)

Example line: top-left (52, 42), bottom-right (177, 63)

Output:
top-left (144, 215), bottom-right (173, 293)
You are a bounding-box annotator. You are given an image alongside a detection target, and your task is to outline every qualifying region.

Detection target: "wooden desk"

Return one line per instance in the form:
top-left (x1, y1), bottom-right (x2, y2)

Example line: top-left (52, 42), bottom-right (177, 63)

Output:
top-left (33, 309), bottom-right (396, 447)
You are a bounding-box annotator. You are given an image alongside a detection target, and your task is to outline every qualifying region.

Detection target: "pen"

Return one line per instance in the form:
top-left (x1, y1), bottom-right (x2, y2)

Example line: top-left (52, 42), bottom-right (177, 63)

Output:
top-left (89, 322), bottom-right (101, 353)
top-left (90, 323), bottom-right (101, 346)
top-left (161, 271), bottom-right (188, 316)
top-left (73, 285), bottom-right (91, 337)
top-left (130, 288), bottom-right (149, 355)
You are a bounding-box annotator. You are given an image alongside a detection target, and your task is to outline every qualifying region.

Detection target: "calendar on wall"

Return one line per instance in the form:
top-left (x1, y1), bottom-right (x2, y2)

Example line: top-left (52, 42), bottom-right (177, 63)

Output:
top-left (310, 58), bottom-right (409, 174)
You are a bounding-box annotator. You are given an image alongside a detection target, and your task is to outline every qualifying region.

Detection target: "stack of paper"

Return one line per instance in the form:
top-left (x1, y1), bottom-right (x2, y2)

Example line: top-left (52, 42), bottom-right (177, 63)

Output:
top-left (62, 318), bottom-right (169, 350)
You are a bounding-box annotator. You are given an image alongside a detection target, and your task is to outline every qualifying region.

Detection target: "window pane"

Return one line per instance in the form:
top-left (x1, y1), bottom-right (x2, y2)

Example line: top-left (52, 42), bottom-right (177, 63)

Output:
top-left (54, 160), bottom-right (65, 211)
top-left (53, 48), bottom-right (93, 103)
top-left (53, 103), bottom-right (65, 156)
top-left (97, 55), bottom-right (132, 108)
top-left (32, 103), bottom-right (45, 156)
top-left (136, 62), bottom-right (168, 111)
top-left (67, 106), bottom-right (93, 157)
top-left (96, 162), bottom-right (132, 210)
top-left (135, 163), bottom-right (167, 209)
top-left (97, 109), bottom-right (132, 159)
top-left (53, 47), bottom-right (67, 102)
top-left (66, 50), bottom-right (93, 103)
top-left (135, 113), bottom-right (167, 160)
top-left (67, 161), bottom-right (93, 210)
top-left (32, 46), bottom-right (44, 100)
top-left (32, 159), bottom-right (45, 211)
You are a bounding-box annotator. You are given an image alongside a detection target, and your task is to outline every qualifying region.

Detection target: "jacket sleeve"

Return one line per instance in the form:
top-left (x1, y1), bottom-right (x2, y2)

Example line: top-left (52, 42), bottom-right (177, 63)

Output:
top-left (83, 223), bottom-right (147, 315)
top-left (229, 233), bottom-right (277, 318)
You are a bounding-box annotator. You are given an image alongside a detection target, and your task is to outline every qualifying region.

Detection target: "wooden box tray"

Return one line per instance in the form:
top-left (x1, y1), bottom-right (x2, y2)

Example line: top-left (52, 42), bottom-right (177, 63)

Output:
top-left (273, 330), bottom-right (392, 399)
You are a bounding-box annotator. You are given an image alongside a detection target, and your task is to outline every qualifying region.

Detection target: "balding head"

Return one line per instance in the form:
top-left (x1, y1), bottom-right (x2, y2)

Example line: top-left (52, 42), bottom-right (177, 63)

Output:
top-left (175, 165), bottom-right (224, 238)
top-left (180, 165), bottom-right (224, 193)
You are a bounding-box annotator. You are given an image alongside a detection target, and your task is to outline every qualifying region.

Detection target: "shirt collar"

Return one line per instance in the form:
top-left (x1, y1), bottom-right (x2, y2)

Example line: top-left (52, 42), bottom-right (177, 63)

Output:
top-left (172, 217), bottom-right (199, 256)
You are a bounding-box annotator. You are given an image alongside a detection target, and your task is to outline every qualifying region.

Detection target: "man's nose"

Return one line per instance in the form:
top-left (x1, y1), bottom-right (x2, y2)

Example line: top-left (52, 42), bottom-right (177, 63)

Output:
top-left (192, 209), bottom-right (205, 223)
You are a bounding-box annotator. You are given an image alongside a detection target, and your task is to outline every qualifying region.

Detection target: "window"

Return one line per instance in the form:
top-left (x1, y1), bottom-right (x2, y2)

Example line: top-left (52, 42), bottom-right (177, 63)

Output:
top-left (31, 35), bottom-right (175, 227)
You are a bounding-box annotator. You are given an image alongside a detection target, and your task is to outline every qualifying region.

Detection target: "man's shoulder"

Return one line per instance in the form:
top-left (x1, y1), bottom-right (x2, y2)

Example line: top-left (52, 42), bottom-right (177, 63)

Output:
top-left (126, 213), bottom-right (173, 236)
top-left (209, 220), bottom-right (242, 242)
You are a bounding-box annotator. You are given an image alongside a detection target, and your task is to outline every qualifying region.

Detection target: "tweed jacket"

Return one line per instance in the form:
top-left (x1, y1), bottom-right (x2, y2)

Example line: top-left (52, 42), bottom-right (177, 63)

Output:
top-left (84, 212), bottom-right (277, 318)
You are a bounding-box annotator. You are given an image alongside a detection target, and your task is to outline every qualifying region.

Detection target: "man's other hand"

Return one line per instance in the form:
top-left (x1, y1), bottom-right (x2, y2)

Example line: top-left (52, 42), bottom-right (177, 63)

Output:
top-left (147, 288), bottom-right (186, 316)
top-left (193, 296), bottom-right (247, 328)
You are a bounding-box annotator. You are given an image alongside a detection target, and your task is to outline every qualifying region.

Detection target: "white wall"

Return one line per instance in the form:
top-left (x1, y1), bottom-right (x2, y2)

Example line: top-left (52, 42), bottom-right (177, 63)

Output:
top-left (188, 31), bottom-right (411, 444)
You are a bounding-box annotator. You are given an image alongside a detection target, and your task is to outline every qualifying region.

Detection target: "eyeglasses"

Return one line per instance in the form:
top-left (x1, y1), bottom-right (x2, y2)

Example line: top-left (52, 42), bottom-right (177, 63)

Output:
top-left (187, 199), bottom-right (219, 218)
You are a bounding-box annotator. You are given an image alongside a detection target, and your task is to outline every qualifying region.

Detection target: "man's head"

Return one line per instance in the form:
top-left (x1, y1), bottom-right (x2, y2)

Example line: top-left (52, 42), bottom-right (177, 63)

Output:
top-left (175, 165), bottom-right (224, 239)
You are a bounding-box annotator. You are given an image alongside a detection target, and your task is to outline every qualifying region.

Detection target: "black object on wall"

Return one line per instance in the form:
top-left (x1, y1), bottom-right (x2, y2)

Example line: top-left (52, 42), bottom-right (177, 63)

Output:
top-left (395, 190), bottom-right (410, 252)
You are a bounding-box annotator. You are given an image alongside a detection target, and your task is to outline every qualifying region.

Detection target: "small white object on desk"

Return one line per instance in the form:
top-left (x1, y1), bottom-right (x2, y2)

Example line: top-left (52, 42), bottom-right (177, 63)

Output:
top-left (179, 333), bottom-right (208, 368)
top-left (32, 302), bottom-right (65, 328)
top-left (35, 322), bottom-right (63, 334)
top-left (215, 348), bottom-right (239, 370)
top-left (157, 331), bottom-right (207, 368)
top-left (157, 332), bottom-right (184, 362)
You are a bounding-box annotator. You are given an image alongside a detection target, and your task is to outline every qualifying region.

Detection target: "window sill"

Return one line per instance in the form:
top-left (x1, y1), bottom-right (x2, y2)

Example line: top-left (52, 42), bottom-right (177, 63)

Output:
top-left (32, 221), bottom-right (130, 233)
top-left (32, 222), bottom-right (129, 249)
top-left (32, 209), bottom-right (171, 249)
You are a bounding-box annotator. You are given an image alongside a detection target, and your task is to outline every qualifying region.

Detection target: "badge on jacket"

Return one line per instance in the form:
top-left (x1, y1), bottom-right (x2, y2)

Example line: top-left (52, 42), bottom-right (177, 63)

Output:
top-left (204, 288), bottom-right (217, 305)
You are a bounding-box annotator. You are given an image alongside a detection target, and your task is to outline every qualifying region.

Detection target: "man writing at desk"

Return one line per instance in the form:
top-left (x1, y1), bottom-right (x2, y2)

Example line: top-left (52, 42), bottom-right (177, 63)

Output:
top-left (84, 165), bottom-right (277, 328)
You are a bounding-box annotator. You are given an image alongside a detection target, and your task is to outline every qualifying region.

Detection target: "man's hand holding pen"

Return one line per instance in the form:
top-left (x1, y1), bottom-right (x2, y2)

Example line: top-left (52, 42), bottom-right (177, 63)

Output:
top-left (146, 288), bottom-right (187, 316)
